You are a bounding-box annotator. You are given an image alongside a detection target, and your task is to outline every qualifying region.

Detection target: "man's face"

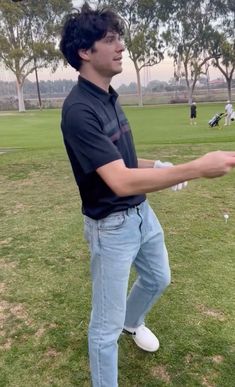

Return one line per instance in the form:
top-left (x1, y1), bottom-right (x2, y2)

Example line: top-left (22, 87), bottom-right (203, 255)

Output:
top-left (88, 32), bottom-right (125, 77)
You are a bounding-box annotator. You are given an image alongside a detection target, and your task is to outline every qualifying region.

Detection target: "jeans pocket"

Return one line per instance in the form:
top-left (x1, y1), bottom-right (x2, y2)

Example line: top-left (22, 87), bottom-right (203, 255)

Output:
top-left (98, 212), bottom-right (126, 231)
top-left (84, 217), bottom-right (92, 242)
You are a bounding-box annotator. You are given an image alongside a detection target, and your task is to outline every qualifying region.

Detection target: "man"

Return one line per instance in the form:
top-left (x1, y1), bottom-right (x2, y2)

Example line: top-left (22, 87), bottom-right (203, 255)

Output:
top-left (224, 100), bottom-right (233, 126)
top-left (60, 4), bottom-right (235, 386)
top-left (190, 102), bottom-right (197, 125)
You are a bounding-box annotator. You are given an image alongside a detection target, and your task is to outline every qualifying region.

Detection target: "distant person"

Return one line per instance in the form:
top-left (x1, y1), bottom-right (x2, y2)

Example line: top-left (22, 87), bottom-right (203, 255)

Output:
top-left (60, 3), bottom-right (235, 386)
top-left (231, 111), bottom-right (235, 122)
top-left (190, 102), bottom-right (197, 125)
top-left (224, 100), bottom-right (233, 126)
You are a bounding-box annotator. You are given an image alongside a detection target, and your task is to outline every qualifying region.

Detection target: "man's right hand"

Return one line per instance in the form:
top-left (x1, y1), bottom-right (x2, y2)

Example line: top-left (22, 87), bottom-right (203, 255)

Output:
top-left (192, 151), bottom-right (235, 178)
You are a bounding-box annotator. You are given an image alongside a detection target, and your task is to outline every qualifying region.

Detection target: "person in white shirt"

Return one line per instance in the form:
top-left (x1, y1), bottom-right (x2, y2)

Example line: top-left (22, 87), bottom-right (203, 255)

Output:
top-left (224, 100), bottom-right (233, 126)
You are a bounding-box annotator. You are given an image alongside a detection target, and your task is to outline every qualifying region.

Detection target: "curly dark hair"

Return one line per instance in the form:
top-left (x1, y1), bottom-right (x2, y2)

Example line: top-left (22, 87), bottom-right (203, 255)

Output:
top-left (60, 2), bottom-right (125, 71)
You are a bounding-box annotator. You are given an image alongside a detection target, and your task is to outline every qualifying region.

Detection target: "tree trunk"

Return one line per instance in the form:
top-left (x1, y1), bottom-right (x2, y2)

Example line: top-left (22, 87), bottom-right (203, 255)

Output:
top-left (187, 86), bottom-right (193, 105)
top-left (134, 63), bottom-right (143, 107)
top-left (16, 78), bottom-right (25, 112)
top-left (226, 77), bottom-right (232, 101)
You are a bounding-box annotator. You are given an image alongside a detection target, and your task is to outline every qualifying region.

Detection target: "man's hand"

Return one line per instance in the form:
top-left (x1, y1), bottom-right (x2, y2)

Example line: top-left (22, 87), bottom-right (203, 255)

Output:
top-left (192, 150), bottom-right (235, 178)
top-left (154, 160), bottom-right (188, 191)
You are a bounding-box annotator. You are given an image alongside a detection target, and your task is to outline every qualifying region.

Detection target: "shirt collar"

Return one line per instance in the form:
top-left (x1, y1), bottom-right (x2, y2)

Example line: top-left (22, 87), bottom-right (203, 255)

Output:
top-left (78, 75), bottom-right (118, 104)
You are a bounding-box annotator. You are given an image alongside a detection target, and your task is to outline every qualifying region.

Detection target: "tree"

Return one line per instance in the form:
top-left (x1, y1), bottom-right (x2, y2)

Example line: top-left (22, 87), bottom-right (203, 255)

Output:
top-left (97, 0), bottom-right (176, 106)
top-left (209, 1), bottom-right (235, 101)
top-left (0, 0), bottom-right (73, 111)
top-left (165, 0), bottom-right (216, 104)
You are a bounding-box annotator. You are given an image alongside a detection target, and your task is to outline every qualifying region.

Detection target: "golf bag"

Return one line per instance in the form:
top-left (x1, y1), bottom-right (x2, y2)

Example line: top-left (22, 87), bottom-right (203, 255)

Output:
top-left (231, 111), bottom-right (235, 121)
top-left (208, 112), bottom-right (225, 127)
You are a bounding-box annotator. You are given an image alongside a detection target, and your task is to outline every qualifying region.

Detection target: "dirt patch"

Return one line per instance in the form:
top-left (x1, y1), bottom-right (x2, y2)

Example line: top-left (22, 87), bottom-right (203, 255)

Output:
top-left (17, 180), bottom-right (35, 187)
top-left (0, 301), bottom-right (9, 312)
top-left (185, 352), bottom-right (197, 364)
top-left (202, 371), bottom-right (219, 387)
top-left (151, 365), bottom-right (171, 384)
top-left (211, 355), bottom-right (224, 364)
top-left (0, 301), bottom-right (9, 327)
top-left (45, 348), bottom-right (61, 358)
top-left (0, 283), bottom-right (6, 294)
top-left (0, 238), bottom-right (13, 246)
top-left (35, 327), bottom-right (46, 339)
top-left (202, 376), bottom-right (215, 387)
top-left (0, 261), bottom-right (17, 270)
top-left (196, 304), bottom-right (226, 322)
top-left (6, 203), bottom-right (30, 215)
top-left (0, 301), bottom-right (32, 328)
top-left (0, 338), bottom-right (12, 350)
top-left (10, 304), bottom-right (33, 326)
top-left (35, 323), bottom-right (58, 340)
top-left (10, 304), bottom-right (28, 320)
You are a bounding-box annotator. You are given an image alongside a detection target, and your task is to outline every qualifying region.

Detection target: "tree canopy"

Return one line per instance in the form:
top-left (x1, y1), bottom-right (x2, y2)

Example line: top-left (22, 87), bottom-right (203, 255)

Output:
top-left (1, 0), bottom-right (234, 108)
top-left (209, 0), bottom-right (235, 100)
top-left (0, 0), bottom-right (73, 111)
top-left (97, 0), bottom-right (176, 106)
top-left (164, 1), bottom-right (215, 103)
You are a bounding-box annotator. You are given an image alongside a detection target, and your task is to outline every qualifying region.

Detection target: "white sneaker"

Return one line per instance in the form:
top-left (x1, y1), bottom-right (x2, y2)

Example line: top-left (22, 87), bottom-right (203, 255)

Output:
top-left (123, 324), bottom-right (160, 352)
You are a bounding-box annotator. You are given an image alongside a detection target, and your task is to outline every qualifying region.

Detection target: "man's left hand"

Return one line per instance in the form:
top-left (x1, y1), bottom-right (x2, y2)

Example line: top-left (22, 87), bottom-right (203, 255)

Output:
top-left (154, 160), bottom-right (188, 191)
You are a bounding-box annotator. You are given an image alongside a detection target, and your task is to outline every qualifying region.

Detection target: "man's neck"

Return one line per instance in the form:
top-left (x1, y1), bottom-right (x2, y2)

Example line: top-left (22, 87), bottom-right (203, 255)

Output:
top-left (79, 69), bottom-right (111, 92)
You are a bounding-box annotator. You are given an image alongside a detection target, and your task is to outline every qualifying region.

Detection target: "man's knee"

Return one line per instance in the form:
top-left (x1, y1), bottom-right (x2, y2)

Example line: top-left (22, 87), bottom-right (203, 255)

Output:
top-left (159, 268), bottom-right (171, 291)
top-left (139, 266), bottom-right (171, 294)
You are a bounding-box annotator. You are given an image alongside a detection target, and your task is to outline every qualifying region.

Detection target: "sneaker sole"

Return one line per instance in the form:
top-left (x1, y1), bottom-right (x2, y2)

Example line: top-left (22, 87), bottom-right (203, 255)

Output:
top-left (133, 338), bottom-right (160, 352)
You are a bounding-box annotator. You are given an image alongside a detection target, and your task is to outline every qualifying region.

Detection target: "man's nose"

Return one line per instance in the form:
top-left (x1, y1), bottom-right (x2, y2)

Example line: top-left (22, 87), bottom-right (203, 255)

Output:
top-left (116, 40), bottom-right (125, 51)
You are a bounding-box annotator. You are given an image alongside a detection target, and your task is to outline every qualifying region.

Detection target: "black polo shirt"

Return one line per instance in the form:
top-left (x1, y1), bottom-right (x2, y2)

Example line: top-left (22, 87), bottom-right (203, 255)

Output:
top-left (61, 76), bottom-right (145, 219)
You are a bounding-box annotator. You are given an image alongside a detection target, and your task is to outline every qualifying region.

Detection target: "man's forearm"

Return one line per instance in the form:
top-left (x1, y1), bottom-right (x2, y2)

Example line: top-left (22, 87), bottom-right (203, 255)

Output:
top-left (98, 159), bottom-right (199, 197)
top-left (97, 151), bottom-right (235, 197)
top-left (118, 161), bottom-right (200, 196)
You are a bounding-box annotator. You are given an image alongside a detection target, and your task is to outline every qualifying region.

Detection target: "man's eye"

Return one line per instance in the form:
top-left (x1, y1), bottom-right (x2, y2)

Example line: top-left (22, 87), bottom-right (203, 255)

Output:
top-left (106, 36), bottom-right (115, 43)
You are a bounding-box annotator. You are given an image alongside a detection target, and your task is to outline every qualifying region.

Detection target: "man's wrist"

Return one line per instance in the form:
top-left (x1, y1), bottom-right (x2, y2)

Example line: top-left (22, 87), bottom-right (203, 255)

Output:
top-left (154, 160), bottom-right (173, 168)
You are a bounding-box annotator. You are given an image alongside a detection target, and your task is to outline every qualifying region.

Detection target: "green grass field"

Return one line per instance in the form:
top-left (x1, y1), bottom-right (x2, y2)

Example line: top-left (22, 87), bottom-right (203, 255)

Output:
top-left (0, 104), bottom-right (235, 386)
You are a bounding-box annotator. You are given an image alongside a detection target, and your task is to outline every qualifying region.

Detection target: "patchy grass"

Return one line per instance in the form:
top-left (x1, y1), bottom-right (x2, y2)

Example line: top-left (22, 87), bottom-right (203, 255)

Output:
top-left (0, 106), bottom-right (235, 386)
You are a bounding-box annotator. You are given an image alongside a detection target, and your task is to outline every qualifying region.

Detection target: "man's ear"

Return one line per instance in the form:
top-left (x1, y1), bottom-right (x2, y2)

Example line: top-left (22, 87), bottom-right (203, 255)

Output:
top-left (78, 48), bottom-right (90, 62)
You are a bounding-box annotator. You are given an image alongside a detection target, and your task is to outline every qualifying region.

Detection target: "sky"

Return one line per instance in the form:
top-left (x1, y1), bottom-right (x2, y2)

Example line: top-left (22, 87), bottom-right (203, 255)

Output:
top-left (1, 51), bottom-right (222, 89)
top-left (2, 51), bottom-right (222, 91)
top-left (27, 54), bottom-right (178, 88)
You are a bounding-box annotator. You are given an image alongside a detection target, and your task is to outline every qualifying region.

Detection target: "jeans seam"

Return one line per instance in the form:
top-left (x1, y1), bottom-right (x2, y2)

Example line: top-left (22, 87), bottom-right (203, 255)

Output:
top-left (95, 224), bottom-right (104, 387)
top-left (138, 234), bottom-right (165, 293)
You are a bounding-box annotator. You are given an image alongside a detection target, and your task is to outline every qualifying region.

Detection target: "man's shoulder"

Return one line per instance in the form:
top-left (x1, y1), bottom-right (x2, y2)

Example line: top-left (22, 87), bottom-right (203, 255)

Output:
top-left (62, 84), bottom-right (96, 116)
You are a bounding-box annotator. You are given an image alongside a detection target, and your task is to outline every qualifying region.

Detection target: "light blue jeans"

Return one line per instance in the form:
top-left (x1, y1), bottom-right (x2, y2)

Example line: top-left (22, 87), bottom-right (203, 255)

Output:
top-left (84, 200), bottom-right (171, 387)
